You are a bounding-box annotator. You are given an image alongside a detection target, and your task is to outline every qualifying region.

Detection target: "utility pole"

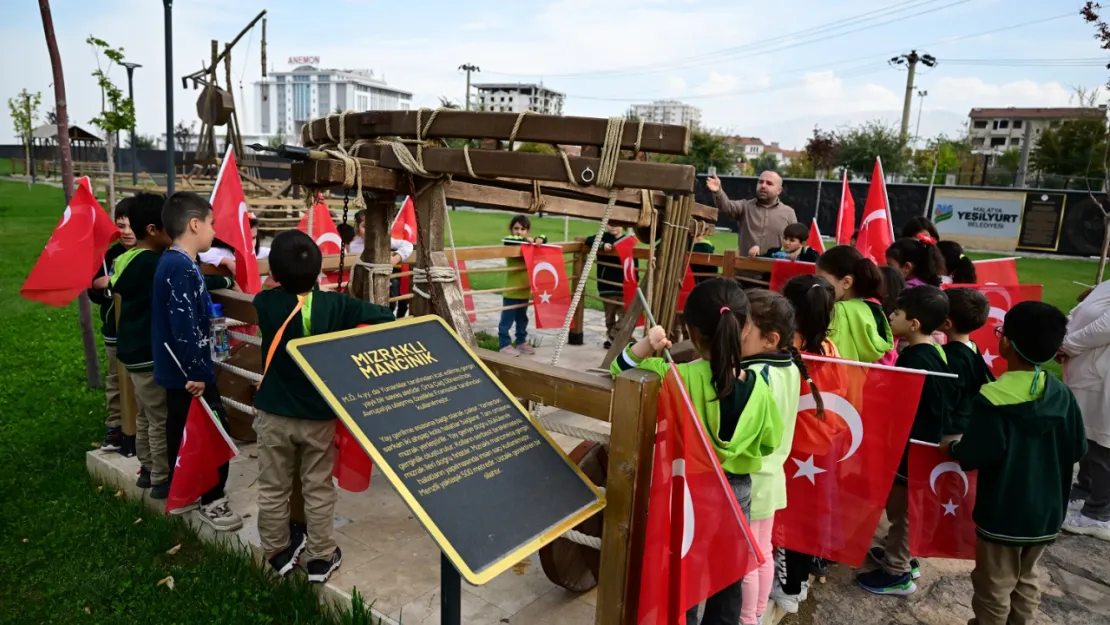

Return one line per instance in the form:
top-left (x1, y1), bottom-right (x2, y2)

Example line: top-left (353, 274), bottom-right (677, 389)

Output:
top-left (458, 63), bottom-right (480, 111)
top-left (890, 50), bottom-right (936, 141)
top-left (122, 61), bottom-right (141, 185)
top-left (164, 0), bottom-right (175, 194)
top-left (1016, 119), bottom-right (1033, 188)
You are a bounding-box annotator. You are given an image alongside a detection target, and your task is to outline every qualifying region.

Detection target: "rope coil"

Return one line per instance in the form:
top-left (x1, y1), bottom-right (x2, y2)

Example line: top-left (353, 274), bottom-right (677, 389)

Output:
top-left (537, 417), bottom-right (611, 445)
top-left (221, 395), bottom-right (258, 417)
top-left (228, 330), bottom-right (261, 346)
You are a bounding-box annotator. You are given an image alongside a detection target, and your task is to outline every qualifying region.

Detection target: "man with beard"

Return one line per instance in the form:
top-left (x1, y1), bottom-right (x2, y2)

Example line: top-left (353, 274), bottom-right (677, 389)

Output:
top-left (707, 170), bottom-right (797, 269)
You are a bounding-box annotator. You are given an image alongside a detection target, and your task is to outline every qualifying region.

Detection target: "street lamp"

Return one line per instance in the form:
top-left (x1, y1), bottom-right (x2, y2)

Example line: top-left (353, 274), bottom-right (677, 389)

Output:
top-left (164, 0), bottom-right (175, 194)
top-left (913, 89), bottom-right (928, 150)
top-left (122, 61), bottom-right (142, 185)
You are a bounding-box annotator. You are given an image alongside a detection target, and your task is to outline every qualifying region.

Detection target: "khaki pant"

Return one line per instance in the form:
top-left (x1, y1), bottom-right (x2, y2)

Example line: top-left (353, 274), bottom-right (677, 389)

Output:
top-left (103, 344), bottom-right (122, 429)
top-left (255, 411), bottom-right (337, 561)
top-left (881, 482), bottom-right (913, 575)
top-left (130, 370), bottom-right (170, 484)
top-left (969, 539), bottom-right (1046, 625)
top-left (602, 301), bottom-right (623, 341)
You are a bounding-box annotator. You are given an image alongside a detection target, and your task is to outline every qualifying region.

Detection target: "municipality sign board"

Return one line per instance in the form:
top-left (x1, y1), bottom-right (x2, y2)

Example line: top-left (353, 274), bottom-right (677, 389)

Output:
top-left (931, 190), bottom-right (1024, 243)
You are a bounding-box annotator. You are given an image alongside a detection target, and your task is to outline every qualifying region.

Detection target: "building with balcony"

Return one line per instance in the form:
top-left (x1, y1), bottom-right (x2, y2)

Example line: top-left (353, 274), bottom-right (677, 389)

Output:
top-left (629, 100), bottom-right (702, 129)
top-left (473, 83), bottom-right (565, 116)
top-left (968, 106), bottom-right (1106, 151)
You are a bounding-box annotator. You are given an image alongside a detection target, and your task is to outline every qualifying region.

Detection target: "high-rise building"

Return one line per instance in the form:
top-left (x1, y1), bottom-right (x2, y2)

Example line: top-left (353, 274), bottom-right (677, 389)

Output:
top-left (629, 100), bottom-right (702, 129)
top-left (473, 83), bottom-right (565, 116)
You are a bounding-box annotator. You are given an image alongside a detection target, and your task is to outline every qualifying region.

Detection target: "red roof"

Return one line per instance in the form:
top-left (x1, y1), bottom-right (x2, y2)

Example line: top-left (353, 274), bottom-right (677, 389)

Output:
top-left (968, 106), bottom-right (1106, 120)
top-left (724, 136), bottom-right (766, 146)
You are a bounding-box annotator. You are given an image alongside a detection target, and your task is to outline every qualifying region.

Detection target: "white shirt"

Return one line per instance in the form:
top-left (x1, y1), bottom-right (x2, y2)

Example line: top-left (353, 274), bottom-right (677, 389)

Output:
top-left (349, 237), bottom-right (413, 262)
top-left (199, 247), bottom-right (235, 267)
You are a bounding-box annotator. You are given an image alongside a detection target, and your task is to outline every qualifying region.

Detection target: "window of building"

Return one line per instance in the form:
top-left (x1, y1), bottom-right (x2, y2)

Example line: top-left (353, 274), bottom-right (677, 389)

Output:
top-left (992, 120), bottom-right (1009, 130)
top-left (1010, 137), bottom-right (1021, 146)
top-left (990, 137), bottom-right (1006, 147)
top-left (292, 76), bottom-right (311, 121)
top-left (1013, 120), bottom-right (1023, 130)
top-left (973, 120), bottom-right (987, 129)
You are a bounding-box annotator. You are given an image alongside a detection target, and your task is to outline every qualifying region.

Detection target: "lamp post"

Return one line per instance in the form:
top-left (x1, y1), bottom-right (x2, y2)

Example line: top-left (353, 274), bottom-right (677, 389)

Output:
top-left (122, 61), bottom-right (141, 185)
top-left (163, 0), bottom-right (175, 194)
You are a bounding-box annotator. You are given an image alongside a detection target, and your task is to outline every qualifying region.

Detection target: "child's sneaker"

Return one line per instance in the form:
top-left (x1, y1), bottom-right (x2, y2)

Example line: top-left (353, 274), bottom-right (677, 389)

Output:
top-left (499, 345), bottom-right (520, 356)
top-left (268, 530), bottom-right (307, 577)
top-left (136, 466), bottom-right (152, 489)
top-left (149, 481), bottom-right (171, 500)
top-left (305, 547), bottom-right (343, 584)
top-left (515, 343), bottom-right (536, 356)
top-left (1068, 498), bottom-right (1086, 513)
top-left (799, 580), bottom-right (810, 602)
top-left (197, 498), bottom-right (243, 532)
top-left (119, 434), bottom-right (136, 457)
top-left (810, 557), bottom-right (829, 583)
top-left (168, 501), bottom-right (199, 516)
top-left (1063, 510), bottom-right (1110, 541)
top-left (101, 427), bottom-right (124, 451)
top-left (856, 569), bottom-right (916, 596)
top-left (769, 581), bottom-right (800, 614)
top-left (867, 547), bottom-right (921, 580)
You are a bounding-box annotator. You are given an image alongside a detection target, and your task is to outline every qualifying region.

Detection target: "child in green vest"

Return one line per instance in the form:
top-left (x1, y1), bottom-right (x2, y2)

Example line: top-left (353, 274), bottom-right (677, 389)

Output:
top-left (816, 245), bottom-right (894, 363)
top-left (941, 288), bottom-right (995, 435)
top-left (500, 215), bottom-right (546, 355)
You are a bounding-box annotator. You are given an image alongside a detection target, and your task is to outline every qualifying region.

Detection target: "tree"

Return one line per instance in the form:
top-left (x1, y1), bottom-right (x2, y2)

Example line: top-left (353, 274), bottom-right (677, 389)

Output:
top-left (655, 128), bottom-right (733, 173)
top-left (1031, 117), bottom-right (1108, 180)
top-left (438, 96), bottom-right (461, 110)
top-left (7, 88), bottom-right (41, 187)
top-left (1081, 0), bottom-right (1110, 282)
top-left (40, 0), bottom-right (101, 388)
top-left (754, 152), bottom-right (780, 174)
top-left (44, 107), bottom-right (57, 125)
top-left (835, 120), bottom-right (908, 178)
top-left (86, 35), bottom-right (135, 211)
top-left (126, 133), bottom-right (157, 149)
top-left (805, 126), bottom-right (840, 177)
top-left (173, 120), bottom-right (195, 154)
top-left (515, 142), bottom-right (556, 154)
top-left (783, 152), bottom-right (816, 179)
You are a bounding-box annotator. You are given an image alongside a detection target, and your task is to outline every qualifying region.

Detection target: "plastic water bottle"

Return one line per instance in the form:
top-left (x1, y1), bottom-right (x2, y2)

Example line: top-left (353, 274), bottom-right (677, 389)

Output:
top-left (209, 303), bottom-right (231, 362)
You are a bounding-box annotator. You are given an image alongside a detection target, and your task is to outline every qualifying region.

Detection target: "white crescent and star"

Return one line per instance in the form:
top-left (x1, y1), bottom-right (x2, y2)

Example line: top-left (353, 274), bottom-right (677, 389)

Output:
top-left (315, 232), bottom-right (342, 252)
top-left (623, 257), bottom-right (637, 284)
top-left (672, 459), bottom-right (695, 558)
top-left (531, 261), bottom-right (560, 291)
top-left (981, 349), bottom-right (998, 369)
top-left (860, 210), bottom-right (888, 229)
top-left (798, 392), bottom-right (864, 462)
top-left (792, 455), bottom-right (827, 485)
top-left (980, 285), bottom-right (1013, 310)
top-left (930, 461), bottom-right (970, 516)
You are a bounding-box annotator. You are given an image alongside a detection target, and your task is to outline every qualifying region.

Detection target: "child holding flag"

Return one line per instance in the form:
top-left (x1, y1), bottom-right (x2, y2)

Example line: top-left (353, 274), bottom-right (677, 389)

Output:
top-left (947, 302), bottom-right (1086, 625)
top-left (815, 246), bottom-right (894, 363)
top-left (585, 223), bottom-right (627, 349)
top-left (612, 278), bottom-right (782, 624)
top-left (858, 285), bottom-right (954, 595)
top-left (253, 230), bottom-right (394, 583)
top-left (500, 216), bottom-right (546, 356)
top-left (941, 288), bottom-right (994, 434)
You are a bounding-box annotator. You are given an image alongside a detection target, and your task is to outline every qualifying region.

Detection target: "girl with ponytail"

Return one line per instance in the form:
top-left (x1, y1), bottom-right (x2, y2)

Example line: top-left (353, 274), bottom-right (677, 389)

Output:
top-left (611, 278), bottom-right (783, 624)
top-left (886, 232), bottom-right (946, 287)
top-left (937, 240), bottom-right (977, 284)
top-left (816, 245), bottom-right (894, 363)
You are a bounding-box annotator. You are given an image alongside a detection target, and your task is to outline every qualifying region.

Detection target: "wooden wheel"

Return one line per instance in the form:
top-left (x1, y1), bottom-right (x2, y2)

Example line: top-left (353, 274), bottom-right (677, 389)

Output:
top-left (539, 441), bottom-right (608, 592)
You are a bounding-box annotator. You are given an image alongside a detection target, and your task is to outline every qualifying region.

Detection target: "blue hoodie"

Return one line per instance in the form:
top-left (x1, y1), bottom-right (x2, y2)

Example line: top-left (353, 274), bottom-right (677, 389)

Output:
top-left (152, 247), bottom-right (216, 388)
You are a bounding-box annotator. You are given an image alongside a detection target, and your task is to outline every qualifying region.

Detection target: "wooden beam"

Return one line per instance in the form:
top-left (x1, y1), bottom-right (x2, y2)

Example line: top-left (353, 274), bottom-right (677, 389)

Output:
top-left (210, 289), bottom-right (258, 324)
top-left (304, 111), bottom-right (690, 155)
top-left (478, 349), bottom-right (614, 421)
top-left (349, 191), bottom-right (395, 304)
top-left (290, 159), bottom-right (403, 193)
top-left (601, 294), bottom-right (644, 369)
top-left (446, 179), bottom-right (645, 224)
top-left (410, 181), bottom-right (477, 348)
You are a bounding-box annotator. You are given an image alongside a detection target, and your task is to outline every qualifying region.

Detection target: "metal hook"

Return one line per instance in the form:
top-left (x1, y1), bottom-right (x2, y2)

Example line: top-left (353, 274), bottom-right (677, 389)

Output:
top-left (580, 166), bottom-right (595, 183)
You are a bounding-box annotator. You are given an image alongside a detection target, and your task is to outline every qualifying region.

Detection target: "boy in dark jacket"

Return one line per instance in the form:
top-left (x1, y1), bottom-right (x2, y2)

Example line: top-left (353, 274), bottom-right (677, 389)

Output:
top-left (753, 223), bottom-right (820, 262)
top-left (585, 223), bottom-right (627, 348)
top-left (253, 230), bottom-right (393, 583)
top-left (111, 194), bottom-right (175, 495)
top-left (88, 197), bottom-right (136, 452)
top-left (941, 288), bottom-right (995, 435)
top-left (152, 192), bottom-right (241, 531)
top-left (858, 285), bottom-right (954, 596)
top-left (947, 301), bottom-right (1086, 625)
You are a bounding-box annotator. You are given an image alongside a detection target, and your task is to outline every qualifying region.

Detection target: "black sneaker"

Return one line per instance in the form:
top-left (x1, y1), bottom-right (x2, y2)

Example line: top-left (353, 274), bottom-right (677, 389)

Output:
top-left (603, 340), bottom-right (612, 349)
top-left (119, 434), bottom-right (136, 458)
top-left (136, 466), bottom-right (152, 489)
top-left (305, 547), bottom-right (343, 584)
top-left (100, 427), bottom-right (123, 451)
top-left (868, 547), bottom-right (921, 580)
top-left (811, 557), bottom-right (829, 583)
top-left (268, 531), bottom-right (307, 577)
top-left (149, 481), bottom-right (171, 500)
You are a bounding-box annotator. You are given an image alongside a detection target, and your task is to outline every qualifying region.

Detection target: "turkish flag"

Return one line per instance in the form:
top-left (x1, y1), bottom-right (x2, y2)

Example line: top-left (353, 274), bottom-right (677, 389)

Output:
top-left (973, 258), bottom-right (1019, 285)
top-left (908, 441), bottom-right (977, 560)
top-left (676, 266), bottom-right (696, 311)
top-left (636, 365), bottom-right (763, 624)
top-left (449, 259), bottom-right (477, 322)
top-left (521, 244), bottom-right (571, 329)
top-left (211, 148), bottom-right (261, 295)
top-left (334, 419), bottom-right (373, 492)
top-left (836, 170), bottom-right (855, 245)
top-left (391, 196), bottom-right (417, 243)
top-left (297, 197), bottom-right (342, 255)
top-left (769, 260), bottom-right (816, 293)
top-left (21, 176), bottom-right (120, 307)
top-left (772, 356), bottom-right (924, 566)
top-left (855, 158), bottom-right (894, 265)
top-left (943, 283), bottom-right (1042, 377)
top-left (166, 398), bottom-right (238, 513)
top-left (808, 219), bottom-right (827, 255)
top-left (614, 235), bottom-right (644, 327)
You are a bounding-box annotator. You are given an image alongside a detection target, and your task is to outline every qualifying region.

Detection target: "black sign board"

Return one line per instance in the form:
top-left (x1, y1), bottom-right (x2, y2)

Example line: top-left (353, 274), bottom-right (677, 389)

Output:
top-left (287, 316), bottom-right (605, 585)
top-left (1017, 193), bottom-right (1067, 252)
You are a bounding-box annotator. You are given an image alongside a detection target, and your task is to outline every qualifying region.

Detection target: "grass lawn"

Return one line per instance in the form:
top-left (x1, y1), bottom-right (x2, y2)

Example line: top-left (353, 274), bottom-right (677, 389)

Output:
top-left (0, 180), bottom-right (382, 624)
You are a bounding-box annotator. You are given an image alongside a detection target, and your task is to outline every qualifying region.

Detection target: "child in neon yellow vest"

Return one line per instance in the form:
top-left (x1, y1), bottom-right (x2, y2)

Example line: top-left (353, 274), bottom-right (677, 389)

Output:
top-left (816, 245), bottom-right (894, 363)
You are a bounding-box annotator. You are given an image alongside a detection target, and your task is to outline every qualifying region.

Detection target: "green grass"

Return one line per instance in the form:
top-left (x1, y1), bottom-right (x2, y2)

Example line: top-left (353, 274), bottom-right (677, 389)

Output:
top-left (0, 180), bottom-right (384, 624)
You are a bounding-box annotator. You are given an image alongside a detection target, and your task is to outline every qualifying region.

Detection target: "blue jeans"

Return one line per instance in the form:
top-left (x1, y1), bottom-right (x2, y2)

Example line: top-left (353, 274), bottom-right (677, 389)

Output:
top-left (687, 473), bottom-right (752, 625)
top-left (498, 298), bottom-right (529, 349)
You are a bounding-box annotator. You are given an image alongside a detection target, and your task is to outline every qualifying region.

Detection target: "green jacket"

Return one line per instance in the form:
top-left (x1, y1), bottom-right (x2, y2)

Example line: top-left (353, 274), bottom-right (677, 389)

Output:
top-left (943, 340), bottom-right (995, 435)
top-left (254, 287), bottom-right (394, 420)
top-left (951, 371), bottom-right (1087, 546)
top-left (895, 342), bottom-right (955, 478)
top-left (503, 234), bottom-right (548, 300)
top-left (742, 352), bottom-right (801, 521)
top-left (585, 232), bottom-right (624, 297)
top-left (611, 346), bottom-right (782, 475)
top-left (87, 242), bottom-right (129, 344)
top-left (828, 299), bottom-right (893, 363)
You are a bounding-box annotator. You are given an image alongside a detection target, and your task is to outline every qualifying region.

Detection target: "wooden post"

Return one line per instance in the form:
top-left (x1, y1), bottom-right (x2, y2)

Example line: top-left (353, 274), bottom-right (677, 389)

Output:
top-left (600, 295), bottom-right (644, 369)
top-left (569, 240), bottom-right (586, 346)
top-left (113, 294), bottom-right (137, 439)
top-left (349, 191), bottom-right (396, 304)
top-left (596, 369), bottom-right (659, 625)
top-left (410, 181), bottom-right (477, 348)
top-left (722, 249), bottom-right (738, 282)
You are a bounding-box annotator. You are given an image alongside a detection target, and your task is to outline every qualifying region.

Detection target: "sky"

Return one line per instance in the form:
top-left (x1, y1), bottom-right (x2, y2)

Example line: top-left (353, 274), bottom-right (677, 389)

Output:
top-left (2, 0), bottom-right (1108, 150)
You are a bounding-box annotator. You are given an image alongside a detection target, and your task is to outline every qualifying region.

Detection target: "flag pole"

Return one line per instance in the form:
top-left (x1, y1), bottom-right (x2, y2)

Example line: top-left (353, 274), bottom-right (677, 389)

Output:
top-left (876, 156), bottom-right (895, 241)
top-left (837, 169), bottom-right (847, 243)
top-left (635, 286), bottom-right (671, 363)
top-left (162, 343), bottom-right (239, 453)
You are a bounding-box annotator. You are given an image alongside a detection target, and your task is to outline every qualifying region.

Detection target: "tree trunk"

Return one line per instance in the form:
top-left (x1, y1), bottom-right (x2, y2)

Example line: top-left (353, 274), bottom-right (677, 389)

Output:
top-left (24, 136), bottom-right (31, 191)
top-left (106, 133), bottom-right (116, 210)
top-left (39, 0), bottom-right (101, 389)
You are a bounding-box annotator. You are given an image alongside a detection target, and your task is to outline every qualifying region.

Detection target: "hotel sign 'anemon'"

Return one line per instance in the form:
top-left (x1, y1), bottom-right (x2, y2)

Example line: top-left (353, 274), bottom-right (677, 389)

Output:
top-left (288, 56), bottom-right (320, 65)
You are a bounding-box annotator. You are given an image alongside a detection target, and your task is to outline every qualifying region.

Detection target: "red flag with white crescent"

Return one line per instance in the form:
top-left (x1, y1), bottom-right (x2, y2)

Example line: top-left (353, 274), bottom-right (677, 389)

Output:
top-left (210, 148), bottom-right (261, 294)
top-left (614, 235), bottom-right (644, 327)
top-left (908, 441), bottom-right (977, 560)
top-left (772, 356), bottom-right (924, 565)
top-left (165, 398), bottom-right (238, 513)
top-left (943, 283), bottom-right (1042, 377)
top-left (520, 244), bottom-right (571, 329)
top-left (836, 169), bottom-right (855, 245)
top-left (297, 197), bottom-right (342, 255)
top-left (808, 219), bottom-right (826, 255)
top-left (391, 196), bottom-right (417, 243)
top-left (854, 158), bottom-right (894, 265)
top-left (769, 260), bottom-right (816, 293)
top-left (636, 365), bottom-right (762, 624)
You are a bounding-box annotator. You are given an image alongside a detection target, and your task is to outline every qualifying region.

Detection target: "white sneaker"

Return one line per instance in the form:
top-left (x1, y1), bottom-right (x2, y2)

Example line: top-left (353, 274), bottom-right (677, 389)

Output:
top-left (499, 345), bottom-right (520, 356)
top-left (197, 498), bottom-right (243, 532)
top-left (168, 501), bottom-right (199, 516)
top-left (1063, 510), bottom-right (1110, 541)
top-left (769, 580), bottom-right (800, 614)
top-left (799, 579), bottom-right (810, 602)
top-left (1068, 498), bottom-right (1085, 513)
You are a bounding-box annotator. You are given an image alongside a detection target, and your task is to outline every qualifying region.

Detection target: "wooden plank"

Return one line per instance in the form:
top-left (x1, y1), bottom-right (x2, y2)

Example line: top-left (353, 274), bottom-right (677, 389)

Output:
top-left (601, 294), bottom-right (644, 369)
top-left (596, 369), bottom-right (659, 625)
top-left (349, 191), bottom-right (395, 304)
top-left (290, 159), bottom-right (404, 193)
top-left (410, 181), bottom-right (477, 348)
top-left (477, 349), bottom-right (614, 421)
top-left (210, 289), bottom-right (259, 324)
top-left (446, 179), bottom-right (644, 225)
top-left (488, 177), bottom-right (716, 222)
top-left (304, 110), bottom-right (690, 155)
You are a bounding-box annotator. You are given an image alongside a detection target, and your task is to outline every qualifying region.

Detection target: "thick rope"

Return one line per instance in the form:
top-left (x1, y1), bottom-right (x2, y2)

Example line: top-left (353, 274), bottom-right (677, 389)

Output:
top-left (228, 330), bottom-right (261, 346)
top-left (562, 529), bottom-right (602, 550)
top-left (320, 110), bottom-right (365, 211)
top-left (537, 416), bottom-right (611, 444)
top-left (646, 203), bottom-right (658, 315)
top-left (528, 180), bottom-right (545, 214)
top-left (216, 360), bottom-right (263, 384)
top-left (411, 266), bottom-right (458, 300)
top-left (221, 396), bottom-right (258, 416)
